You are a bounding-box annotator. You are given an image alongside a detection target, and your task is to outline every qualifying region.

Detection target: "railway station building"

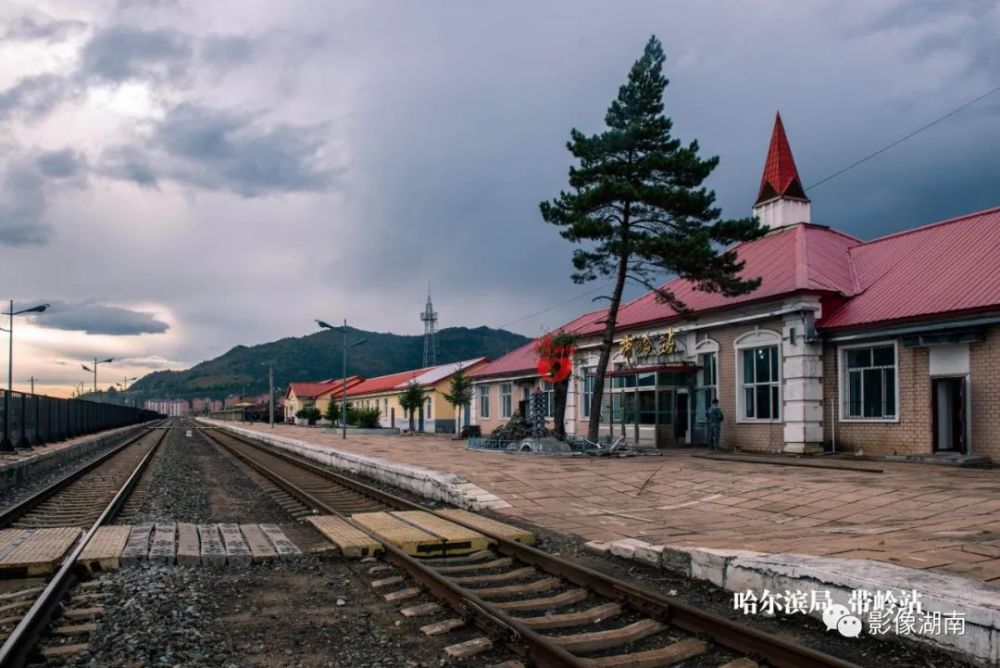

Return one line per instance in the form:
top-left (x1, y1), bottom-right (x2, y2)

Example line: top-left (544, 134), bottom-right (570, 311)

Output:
top-left (470, 115), bottom-right (1000, 461)
top-left (327, 358), bottom-right (490, 433)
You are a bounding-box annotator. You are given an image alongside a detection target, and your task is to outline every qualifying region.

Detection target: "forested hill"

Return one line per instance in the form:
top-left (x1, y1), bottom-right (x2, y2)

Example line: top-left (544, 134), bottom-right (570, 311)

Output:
top-left (127, 326), bottom-right (530, 401)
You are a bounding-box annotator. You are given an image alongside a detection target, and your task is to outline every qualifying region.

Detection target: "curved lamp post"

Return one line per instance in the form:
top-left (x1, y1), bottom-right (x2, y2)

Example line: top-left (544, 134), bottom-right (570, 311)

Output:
top-left (316, 319), bottom-right (366, 439)
top-left (81, 358), bottom-right (114, 395)
top-left (1, 301), bottom-right (49, 451)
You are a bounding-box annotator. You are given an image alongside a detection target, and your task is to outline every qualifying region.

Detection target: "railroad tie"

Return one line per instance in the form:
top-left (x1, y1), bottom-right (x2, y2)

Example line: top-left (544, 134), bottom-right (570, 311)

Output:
top-left (590, 638), bottom-right (710, 667)
top-left (444, 637), bottom-right (492, 659)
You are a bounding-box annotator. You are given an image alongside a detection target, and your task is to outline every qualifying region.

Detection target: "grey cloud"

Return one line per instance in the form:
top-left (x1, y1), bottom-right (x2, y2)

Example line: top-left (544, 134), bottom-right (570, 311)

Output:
top-left (101, 103), bottom-right (336, 196)
top-left (97, 145), bottom-right (158, 188)
top-left (36, 149), bottom-right (87, 178)
top-left (80, 26), bottom-right (191, 84)
top-left (201, 35), bottom-right (258, 66)
top-left (0, 162), bottom-right (50, 245)
top-left (0, 75), bottom-right (69, 121)
top-left (2, 13), bottom-right (87, 42)
top-left (33, 300), bottom-right (169, 335)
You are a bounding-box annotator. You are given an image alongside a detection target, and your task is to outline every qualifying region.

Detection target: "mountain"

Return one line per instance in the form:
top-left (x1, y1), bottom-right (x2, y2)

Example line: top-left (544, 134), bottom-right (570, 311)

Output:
top-left (127, 326), bottom-right (531, 401)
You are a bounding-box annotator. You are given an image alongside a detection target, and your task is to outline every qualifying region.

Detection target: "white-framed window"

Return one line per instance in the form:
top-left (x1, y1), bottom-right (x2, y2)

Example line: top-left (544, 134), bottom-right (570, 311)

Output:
top-left (699, 352), bottom-right (718, 402)
top-left (500, 383), bottom-right (512, 418)
top-left (839, 341), bottom-right (897, 421)
top-left (580, 367), bottom-right (595, 418)
top-left (426, 397), bottom-right (432, 419)
top-left (541, 381), bottom-right (554, 417)
top-left (478, 385), bottom-right (490, 419)
top-left (735, 330), bottom-right (781, 421)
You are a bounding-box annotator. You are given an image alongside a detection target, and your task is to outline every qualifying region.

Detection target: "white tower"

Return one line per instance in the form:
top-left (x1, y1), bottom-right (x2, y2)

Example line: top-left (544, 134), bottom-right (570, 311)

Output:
top-left (752, 112), bottom-right (811, 229)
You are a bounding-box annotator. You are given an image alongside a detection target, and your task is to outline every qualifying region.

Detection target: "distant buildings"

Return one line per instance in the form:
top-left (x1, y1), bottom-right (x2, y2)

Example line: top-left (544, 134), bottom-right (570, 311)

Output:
top-left (144, 399), bottom-right (190, 417)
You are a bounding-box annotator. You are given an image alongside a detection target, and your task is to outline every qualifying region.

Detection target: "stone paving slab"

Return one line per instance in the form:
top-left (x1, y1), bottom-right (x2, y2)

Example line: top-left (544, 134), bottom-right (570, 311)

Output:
top-left (75, 523), bottom-right (300, 569)
top-left (206, 420), bottom-right (1000, 589)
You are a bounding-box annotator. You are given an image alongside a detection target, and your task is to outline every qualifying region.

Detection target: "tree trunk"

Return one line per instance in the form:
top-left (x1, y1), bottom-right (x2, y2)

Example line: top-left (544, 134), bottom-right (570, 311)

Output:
top-left (587, 210), bottom-right (631, 442)
top-left (408, 408), bottom-right (415, 433)
top-left (553, 379), bottom-right (569, 438)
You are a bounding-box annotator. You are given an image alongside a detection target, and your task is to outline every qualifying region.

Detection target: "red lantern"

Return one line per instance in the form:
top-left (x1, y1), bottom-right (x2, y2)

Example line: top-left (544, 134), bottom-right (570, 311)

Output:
top-left (537, 357), bottom-right (573, 383)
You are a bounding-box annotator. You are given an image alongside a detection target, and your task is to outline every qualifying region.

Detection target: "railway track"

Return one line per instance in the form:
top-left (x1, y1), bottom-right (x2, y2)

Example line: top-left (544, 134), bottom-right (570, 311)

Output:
top-left (0, 418), bottom-right (172, 667)
top-left (200, 424), bottom-right (858, 668)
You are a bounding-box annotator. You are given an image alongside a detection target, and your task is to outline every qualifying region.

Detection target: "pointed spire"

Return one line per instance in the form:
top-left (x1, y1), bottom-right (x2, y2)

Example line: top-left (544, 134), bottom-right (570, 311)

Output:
top-left (755, 112), bottom-right (808, 206)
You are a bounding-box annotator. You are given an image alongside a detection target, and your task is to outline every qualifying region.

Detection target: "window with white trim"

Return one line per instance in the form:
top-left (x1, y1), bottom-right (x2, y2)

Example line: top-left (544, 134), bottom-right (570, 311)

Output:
top-left (426, 397), bottom-right (432, 420)
top-left (580, 368), bottom-right (595, 418)
top-left (541, 381), bottom-right (554, 418)
top-left (699, 352), bottom-right (718, 402)
top-left (841, 343), bottom-right (896, 419)
top-left (477, 385), bottom-right (490, 419)
top-left (500, 383), bottom-right (512, 418)
top-left (740, 345), bottom-right (780, 420)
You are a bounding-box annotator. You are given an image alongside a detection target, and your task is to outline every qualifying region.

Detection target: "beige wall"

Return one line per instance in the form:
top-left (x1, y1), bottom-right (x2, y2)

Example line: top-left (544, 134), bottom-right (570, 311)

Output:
top-left (970, 327), bottom-right (1000, 461)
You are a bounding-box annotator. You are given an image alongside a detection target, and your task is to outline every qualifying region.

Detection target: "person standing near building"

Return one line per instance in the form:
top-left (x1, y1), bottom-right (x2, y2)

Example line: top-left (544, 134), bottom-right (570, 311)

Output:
top-left (706, 399), bottom-right (724, 450)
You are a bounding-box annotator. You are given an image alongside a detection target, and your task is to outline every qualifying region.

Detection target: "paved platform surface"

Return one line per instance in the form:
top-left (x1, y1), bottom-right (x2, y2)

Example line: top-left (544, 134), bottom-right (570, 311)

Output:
top-left (225, 423), bottom-right (1000, 587)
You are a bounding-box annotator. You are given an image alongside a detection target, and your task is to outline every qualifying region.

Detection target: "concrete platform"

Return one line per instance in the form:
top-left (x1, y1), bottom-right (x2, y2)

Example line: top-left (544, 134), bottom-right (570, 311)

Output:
top-left (0, 423), bottom-right (153, 489)
top-left (78, 522), bottom-right (301, 571)
top-left (0, 527), bottom-right (82, 576)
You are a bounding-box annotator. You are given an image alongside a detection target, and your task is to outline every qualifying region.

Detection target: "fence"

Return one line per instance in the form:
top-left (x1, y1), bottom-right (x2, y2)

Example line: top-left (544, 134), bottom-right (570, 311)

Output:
top-left (0, 389), bottom-right (163, 452)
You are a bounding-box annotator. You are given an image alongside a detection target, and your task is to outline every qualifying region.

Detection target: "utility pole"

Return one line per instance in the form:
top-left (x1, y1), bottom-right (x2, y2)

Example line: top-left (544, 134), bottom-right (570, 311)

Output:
top-left (267, 362), bottom-right (274, 429)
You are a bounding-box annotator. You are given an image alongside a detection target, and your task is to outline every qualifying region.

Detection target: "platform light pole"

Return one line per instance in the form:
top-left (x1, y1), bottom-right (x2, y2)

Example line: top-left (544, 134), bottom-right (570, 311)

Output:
top-left (316, 319), bottom-right (366, 439)
top-left (262, 361), bottom-right (274, 428)
top-left (1, 300), bottom-right (49, 452)
top-left (81, 358), bottom-right (113, 395)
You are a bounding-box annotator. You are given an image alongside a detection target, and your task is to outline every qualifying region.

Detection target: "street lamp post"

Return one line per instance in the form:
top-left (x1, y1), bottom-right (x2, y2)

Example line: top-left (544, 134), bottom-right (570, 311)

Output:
top-left (1, 300), bottom-right (49, 452)
top-left (81, 358), bottom-right (114, 396)
top-left (316, 319), bottom-right (366, 439)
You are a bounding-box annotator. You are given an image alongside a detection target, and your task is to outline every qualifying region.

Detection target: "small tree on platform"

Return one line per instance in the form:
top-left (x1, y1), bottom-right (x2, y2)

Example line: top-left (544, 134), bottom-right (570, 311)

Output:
top-left (535, 331), bottom-right (577, 438)
top-left (398, 382), bottom-right (428, 433)
top-left (323, 400), bottom-right (341, 425)
top-left (540, 35), bottom-right (765, 442)
top-left (443, 367), bottom-right (473, 436)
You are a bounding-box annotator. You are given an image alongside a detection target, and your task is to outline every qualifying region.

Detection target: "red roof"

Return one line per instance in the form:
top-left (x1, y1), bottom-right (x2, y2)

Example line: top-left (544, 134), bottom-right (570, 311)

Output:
top-left (469, 310), bottom-right (608, 379)
top-left (573, 223), bottom-right (860, 335)
top-left (472, 205), bottom-right (1000, 381)
top-left (820, 206), bottom-right (1000, 330)
top-left (287, 376), bottom-right (363, 399)
top-left (342, 367), bottom-right (434, 397)
top-left (755, 112), bottom-right (808, 206)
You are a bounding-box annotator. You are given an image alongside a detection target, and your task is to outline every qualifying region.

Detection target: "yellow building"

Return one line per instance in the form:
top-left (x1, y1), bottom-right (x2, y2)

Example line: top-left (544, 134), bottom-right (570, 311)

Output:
top-left (334, 359), bottom-right (488, 433)
top-left (284, 377), bottom-right (363, 423)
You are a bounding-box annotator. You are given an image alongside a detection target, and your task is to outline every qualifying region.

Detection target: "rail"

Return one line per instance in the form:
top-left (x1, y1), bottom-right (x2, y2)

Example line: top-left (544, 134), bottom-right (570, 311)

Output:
top-left (203, 425), bottom-right (858, 668)
top-left (0, 420), bottom-right (171, 667)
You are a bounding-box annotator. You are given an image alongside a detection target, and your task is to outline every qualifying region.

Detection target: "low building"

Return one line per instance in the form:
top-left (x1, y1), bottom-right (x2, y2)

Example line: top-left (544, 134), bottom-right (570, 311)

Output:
top-left (333, 358), bottom-right (489, 433)
top-left (284, 377), bottom-right (363, 423)
top-left (471, 114), bottom-right (1000, 461)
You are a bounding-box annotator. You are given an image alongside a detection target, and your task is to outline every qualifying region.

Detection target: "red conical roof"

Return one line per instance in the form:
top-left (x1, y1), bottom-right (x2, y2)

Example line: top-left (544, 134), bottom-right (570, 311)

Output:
top-left (755, 112), bottom-right (809, 206)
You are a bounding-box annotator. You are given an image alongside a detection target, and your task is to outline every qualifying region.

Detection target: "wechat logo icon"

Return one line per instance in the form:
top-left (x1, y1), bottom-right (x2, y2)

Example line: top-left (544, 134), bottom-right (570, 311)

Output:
top-left (823, 603), bottom-right (862, 638)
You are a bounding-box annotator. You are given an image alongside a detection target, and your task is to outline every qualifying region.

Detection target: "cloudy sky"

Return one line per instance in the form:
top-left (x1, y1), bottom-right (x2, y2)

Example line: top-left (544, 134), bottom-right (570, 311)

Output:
top-left (1, 0), bottom-right (997, 397)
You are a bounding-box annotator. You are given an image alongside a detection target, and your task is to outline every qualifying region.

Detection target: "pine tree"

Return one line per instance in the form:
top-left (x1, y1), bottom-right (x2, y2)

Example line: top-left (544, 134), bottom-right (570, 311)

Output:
top-left (398, 382), bottom-right (428, 433)
top-left (323, 399), bottom-right (341, 425)
top-left (541, 36), bottom-right (765, 442)
top-left (443, 368), bottom-right (473, 436)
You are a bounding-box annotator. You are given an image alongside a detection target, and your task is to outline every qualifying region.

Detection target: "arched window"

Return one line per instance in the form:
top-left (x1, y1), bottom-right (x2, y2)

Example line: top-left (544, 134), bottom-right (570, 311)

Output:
top-left (734, 330), bottom-right (782, 421)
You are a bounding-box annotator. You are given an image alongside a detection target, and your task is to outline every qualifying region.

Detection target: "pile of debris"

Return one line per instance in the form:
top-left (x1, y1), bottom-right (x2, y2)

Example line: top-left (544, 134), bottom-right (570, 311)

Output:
top-left (490, 410), bottom-right (551, 440)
